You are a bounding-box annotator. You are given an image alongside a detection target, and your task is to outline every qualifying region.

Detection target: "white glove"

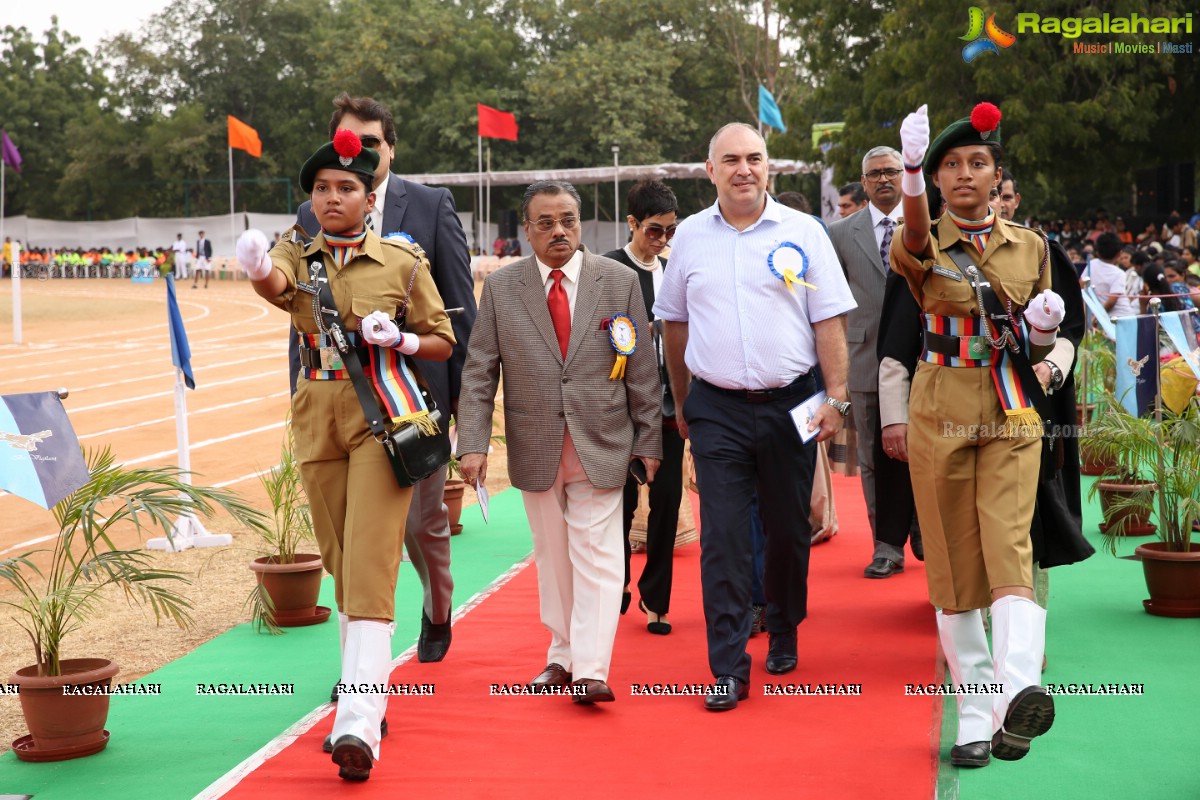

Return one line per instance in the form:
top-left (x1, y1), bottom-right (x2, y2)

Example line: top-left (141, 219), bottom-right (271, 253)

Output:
top-left (361, 310), bottom-right (419, 354)
top-left (1023, 289), bottom-right (1065, 345)
top-left (236, 230), bottom-right (272, 281)
top-left (899, 104), bottom-right (929, 197)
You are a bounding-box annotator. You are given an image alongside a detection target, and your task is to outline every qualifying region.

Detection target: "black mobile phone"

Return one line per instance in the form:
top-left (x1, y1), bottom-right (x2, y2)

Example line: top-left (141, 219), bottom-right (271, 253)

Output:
top-left (629, 459), bottom-right (647, 485)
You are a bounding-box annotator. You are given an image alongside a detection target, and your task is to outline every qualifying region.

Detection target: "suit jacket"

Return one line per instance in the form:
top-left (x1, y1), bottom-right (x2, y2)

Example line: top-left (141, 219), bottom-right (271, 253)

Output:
top-left (828, 206), bottom-right (891, 394)
top-left (456, 250), bottom-right (663, 492)
top-left (292, 173), bottom-right (477, 415)
top-left (196, 238), bottom-right (213, 259)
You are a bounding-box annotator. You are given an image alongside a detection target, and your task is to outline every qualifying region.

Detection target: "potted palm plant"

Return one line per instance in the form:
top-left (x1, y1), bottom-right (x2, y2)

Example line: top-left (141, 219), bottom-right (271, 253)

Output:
top-left (1075, 330), bottom-right (1118, 475)
top-left (1, 447), bottom-right (267, 761)
top-left (248, 426), bottom-right (327, 630)
top-left (1084, 394), bottom-right (1200, 616)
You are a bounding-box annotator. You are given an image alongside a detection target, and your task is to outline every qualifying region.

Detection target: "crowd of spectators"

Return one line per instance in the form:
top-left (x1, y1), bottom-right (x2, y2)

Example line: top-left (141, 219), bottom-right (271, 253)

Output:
top-left (0, 238), bottom-right (209, 279)
top-left (1000, 211), bottom-right (1200, 330)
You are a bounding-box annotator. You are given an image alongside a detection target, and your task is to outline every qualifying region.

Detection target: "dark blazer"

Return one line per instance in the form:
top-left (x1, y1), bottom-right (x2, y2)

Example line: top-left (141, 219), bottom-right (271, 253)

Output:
top-left (196, 238), bottom-right (213, 259)
top-left (456, 250), bottom-right (662, 492)
top-left (292, 174), bottom-right (476, 416)
top-left (828, 206), bottom-right (891, 394)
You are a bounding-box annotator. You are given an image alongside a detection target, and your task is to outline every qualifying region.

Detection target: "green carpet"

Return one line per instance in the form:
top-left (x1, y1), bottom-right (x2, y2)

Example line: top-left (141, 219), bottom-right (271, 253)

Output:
top-left (953, 477), bottom-right (1200, 799)
top-left (0, 489), bottom-right (532, 800)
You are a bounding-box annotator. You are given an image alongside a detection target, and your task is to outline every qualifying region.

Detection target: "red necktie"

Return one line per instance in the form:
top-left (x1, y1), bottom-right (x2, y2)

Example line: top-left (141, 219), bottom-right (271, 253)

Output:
top-left (547, 269), bottom-right (571, 360)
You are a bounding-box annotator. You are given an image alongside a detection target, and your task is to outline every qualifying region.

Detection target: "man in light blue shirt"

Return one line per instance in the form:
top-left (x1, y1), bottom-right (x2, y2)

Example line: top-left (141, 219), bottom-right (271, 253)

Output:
top-left (655, 122), bottom-right (856, 711)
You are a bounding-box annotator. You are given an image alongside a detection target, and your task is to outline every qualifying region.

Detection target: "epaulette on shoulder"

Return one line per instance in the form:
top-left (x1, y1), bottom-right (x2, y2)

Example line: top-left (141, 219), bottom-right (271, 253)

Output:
top-left (379, 235), bottom-right (425, 258)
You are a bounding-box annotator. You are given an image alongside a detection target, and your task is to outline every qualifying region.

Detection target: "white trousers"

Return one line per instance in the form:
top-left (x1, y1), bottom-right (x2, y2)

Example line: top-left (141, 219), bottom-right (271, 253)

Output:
top-left (521, 431), bottom-right (624, 682)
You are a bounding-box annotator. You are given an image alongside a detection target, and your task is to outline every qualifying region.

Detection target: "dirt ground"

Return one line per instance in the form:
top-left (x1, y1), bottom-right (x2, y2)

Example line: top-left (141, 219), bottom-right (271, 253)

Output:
top-left (0, 275), bottom-right (513, 754)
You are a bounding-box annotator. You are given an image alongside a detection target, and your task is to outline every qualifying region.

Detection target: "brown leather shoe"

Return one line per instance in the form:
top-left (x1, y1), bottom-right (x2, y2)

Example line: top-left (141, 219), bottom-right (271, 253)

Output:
top-left (528, 663), bottom-right (571, 690)
top-left (571, 678), bottom-right (615, 704)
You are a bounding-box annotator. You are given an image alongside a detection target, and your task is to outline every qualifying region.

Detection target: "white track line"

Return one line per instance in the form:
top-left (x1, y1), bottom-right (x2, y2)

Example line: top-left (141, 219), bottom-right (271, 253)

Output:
top-left (195, 555), bottom-right (534, 799)
top-left (77, 391), bottom-right (290, 439)
top-left (0, 464), bottom-right (282, 557)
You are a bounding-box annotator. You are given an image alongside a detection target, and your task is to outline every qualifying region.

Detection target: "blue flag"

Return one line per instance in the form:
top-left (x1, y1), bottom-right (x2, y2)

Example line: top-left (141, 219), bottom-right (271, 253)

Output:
top-left (1114, 315), bottom-right (1158, 417)
top-left (758, 84), bottom-right (786, 133)
top-left (166, 275), bottom-right (196, 389)
top-left (0, 392), bottom-right (91, 509)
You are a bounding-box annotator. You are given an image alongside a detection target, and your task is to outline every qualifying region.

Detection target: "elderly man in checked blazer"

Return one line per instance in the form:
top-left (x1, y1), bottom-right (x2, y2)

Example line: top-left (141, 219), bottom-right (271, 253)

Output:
top-left (456, 181), bottom-right (662, 704)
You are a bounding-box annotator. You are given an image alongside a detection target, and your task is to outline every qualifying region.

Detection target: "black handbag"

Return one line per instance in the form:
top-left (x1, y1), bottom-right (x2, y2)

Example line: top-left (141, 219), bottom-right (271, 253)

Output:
top-left (307, 250), bottom-right (450, 488)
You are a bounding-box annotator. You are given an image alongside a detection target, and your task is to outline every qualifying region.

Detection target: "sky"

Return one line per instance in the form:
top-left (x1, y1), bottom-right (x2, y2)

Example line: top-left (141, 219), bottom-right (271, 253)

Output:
top-left (6, 1), bottom-right (172, 50)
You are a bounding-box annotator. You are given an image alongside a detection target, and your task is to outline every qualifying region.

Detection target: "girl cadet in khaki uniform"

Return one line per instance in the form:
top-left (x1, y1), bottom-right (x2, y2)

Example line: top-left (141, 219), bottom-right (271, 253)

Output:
top-left (236, 131), bottom-right (454, 782)
top-left (890, 104), bottom-right (1068, 768)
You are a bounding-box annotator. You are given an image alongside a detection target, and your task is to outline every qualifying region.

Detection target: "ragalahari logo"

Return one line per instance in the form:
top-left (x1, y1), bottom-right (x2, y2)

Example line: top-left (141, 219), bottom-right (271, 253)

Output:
top-left (961, 7), bottom-right (1017, 62)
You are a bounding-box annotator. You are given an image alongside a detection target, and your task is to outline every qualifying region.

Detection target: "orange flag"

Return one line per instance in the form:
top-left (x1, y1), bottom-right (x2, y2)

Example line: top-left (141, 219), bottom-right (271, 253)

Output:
top-left (227, 115), bottom-right (262, 158)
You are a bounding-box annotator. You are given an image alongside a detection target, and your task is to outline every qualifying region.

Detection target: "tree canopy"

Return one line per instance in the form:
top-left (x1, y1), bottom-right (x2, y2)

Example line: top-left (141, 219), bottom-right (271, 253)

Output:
top-left (0, 0), bottom-right (1195, 222)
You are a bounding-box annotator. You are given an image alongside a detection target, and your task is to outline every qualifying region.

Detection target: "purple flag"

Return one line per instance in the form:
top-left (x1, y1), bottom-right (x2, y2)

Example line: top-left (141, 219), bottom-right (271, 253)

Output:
top-left (1, 130), bottom-right (21, 173)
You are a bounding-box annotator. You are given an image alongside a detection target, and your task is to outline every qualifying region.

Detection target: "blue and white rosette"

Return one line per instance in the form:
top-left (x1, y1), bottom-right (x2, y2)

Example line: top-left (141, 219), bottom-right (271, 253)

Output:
top-left (768, 241), bottom-right (817, 293)
top-left (608, 314), bottom-right (637, 380)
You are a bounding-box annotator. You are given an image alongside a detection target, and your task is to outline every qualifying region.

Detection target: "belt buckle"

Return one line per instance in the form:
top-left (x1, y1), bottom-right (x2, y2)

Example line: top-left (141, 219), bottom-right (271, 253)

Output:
top-left (959, 336), bottom-right (987, 360)
top-left (319, 346), bottom-right (344, 371)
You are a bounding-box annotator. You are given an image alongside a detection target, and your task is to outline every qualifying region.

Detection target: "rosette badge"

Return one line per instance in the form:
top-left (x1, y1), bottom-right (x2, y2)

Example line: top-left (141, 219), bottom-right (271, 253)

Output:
top-left (607, 314), bottom-right (638, 380)
top-left (768, 242), bottom-right (817, 293)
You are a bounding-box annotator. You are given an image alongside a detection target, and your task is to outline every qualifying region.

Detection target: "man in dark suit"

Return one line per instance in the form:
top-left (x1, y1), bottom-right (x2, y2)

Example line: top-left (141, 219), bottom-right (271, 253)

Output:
top-left (192, 231), bottom-right (214, 288)
top-left (294, 94), bottom-right (476, 675)
top-left (456, 181), bottom-right (662, 703)
top-left (828, 145), bottom-right (921, 578)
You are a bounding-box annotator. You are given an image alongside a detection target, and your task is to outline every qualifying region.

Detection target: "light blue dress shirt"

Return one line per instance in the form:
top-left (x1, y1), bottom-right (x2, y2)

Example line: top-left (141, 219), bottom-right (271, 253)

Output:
top-left (654, 196), bottom-right (856, 390)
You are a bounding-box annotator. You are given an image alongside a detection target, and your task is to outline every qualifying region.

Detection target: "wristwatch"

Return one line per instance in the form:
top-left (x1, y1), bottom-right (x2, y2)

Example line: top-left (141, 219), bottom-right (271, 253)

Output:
top-left (1043, 361), bottom-right (1064, 394)
top-left (824, 396), bottom-right (852, 417)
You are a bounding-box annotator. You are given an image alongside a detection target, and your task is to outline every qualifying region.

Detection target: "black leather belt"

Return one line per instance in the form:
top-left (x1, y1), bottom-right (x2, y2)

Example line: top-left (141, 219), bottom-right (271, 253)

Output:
top-left (694, 374), bottom-right (812, 404)
top-left (923, 330), bottom-right (990, 360)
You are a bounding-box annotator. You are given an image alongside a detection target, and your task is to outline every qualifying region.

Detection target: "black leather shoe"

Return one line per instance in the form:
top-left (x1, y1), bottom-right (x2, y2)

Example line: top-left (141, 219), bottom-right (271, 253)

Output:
top-left (750, 604), bottom-right (767, 636)
top-left (864, 557), bottom-right (904, 578)
top-left (417, 608), bottom-right (452, 663)
top-left (910, 530), bottom-right (924, 562)
top-left (528, 663), bottom-right (572, 690)
top-left (950, 741), bottom-right (991, 767)
top-left (705, 676), bottom-right (749, 711)
top-left (620, 590), bottom-right (632, 615)
top-left (323, 718), bottom-right (388, 753)
top-left (765, 629), bottom-right (798, 675)
top-left (331, 734), bottom-right (373, 781)
top-left (330, 679), bottom-right (339, 703)
top-left (992, 686), bottom-right (1055, 761)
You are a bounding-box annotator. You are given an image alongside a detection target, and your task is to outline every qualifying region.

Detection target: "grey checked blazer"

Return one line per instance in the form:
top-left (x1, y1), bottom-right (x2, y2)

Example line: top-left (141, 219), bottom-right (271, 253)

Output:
top-left (828, 207), bottom-right (891, 395)
top-left (456, 249), bottom-right (662, 493)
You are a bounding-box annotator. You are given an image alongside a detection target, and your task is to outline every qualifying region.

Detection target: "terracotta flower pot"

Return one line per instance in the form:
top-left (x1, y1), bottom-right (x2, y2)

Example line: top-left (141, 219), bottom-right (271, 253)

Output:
top-left (11, 658), bottom-right (119, 761)
top-left (1135, 542), bottom-right (1200, 617)
top-left (249, 554), bottom-right (327, 626)
top-left (1079, 440), bottom-right (1118, 477)
top-left (444, 479), bottom-right (465, 535)
top-left (1096, 479), bottom-right (1157, 536)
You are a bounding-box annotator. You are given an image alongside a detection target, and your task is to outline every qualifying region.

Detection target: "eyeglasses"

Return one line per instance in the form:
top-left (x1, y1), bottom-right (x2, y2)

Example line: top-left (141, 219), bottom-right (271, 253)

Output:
top-left (863, 168), bottom-right (902, 181)
top-left (530, 215), bottom-right (579, 232)
top-left (638, 221), bottom-right (677, 241)
top-left (358, 135), bottom-right (383, 149)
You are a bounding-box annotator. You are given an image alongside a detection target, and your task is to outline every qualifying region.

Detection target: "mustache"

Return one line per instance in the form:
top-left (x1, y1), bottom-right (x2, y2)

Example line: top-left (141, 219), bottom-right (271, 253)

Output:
top-left (550, 237), bottom-right (571, 246)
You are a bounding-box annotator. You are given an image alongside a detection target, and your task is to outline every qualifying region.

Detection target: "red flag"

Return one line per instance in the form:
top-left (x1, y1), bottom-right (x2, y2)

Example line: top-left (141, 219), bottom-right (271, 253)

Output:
top-left (227, 115), bottom-right (262, 158)
top-left (477, 103), bottom-right (518, 141)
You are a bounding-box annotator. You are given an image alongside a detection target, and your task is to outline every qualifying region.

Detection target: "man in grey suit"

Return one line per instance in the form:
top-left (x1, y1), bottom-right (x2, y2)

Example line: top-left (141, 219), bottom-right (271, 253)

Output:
top-left (456, 181), bottom-right (662, 704)
top-left (827, 145), bottom-right (920, 578)
top-left (293, 94), bottom-right (477, 670)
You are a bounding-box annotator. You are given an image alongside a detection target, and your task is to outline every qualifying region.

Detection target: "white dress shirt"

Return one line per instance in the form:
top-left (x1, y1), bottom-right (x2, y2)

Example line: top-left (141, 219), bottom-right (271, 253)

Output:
top-left (370, 173), bottom-right (390, 231)
top-left (654, 196), bottom-right (857, 390)
top-left (536, 249), bottom-right (583, 315)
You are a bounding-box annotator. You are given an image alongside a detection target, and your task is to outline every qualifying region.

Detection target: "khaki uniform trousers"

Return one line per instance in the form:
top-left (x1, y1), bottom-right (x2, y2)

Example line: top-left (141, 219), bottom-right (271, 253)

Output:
top-left (908, 362), bottom-right (1040, 612)
top-left (293, 377), bottom-right (412, 621)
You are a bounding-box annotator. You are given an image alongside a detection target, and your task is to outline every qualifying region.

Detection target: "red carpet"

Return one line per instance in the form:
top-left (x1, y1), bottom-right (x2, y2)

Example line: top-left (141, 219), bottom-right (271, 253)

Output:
top-left (221, 474), bottom-right (939, 798)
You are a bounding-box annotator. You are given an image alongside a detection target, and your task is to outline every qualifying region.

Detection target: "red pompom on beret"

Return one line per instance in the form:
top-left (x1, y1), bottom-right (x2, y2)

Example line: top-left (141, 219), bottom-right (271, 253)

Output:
top-left (970, 102), bottom-right (1002, 138)
top-left (332, 129), bottom-right (363, 159)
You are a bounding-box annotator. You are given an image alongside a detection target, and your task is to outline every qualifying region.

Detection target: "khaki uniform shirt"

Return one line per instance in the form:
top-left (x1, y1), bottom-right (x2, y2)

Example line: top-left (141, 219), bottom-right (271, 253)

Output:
top-left (267, 228), bottom-right (455, 345)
